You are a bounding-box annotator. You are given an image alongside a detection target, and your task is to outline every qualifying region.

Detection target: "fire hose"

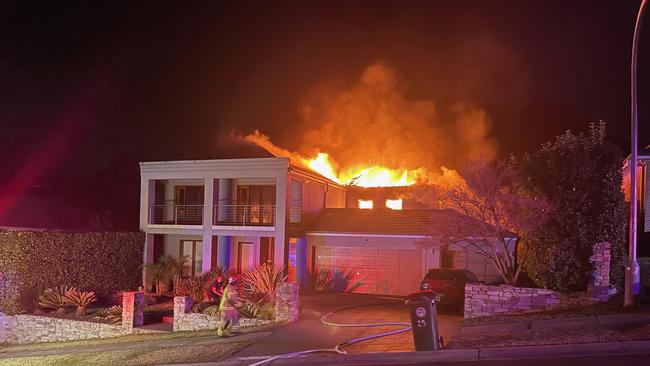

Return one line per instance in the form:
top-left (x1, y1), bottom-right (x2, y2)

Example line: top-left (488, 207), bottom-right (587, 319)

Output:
top-left (246, 300), bottom-right (413, 366)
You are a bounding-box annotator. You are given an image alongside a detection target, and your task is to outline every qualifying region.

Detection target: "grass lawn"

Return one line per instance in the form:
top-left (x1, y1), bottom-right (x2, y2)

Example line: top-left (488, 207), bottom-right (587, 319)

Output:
top-left (0, 342), bottom-right (247, 366)
top-left (448, 322), bottom-right (650, 349)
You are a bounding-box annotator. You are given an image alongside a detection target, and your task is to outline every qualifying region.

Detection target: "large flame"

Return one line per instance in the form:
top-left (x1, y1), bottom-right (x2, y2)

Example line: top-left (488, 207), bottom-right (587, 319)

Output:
top-left (244, 131), bottom-right (424, 187)
top-left (303, 153), bottom-right (418, 187)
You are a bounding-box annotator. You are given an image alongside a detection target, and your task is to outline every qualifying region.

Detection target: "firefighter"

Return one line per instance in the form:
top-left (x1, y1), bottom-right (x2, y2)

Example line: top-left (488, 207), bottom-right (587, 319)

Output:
top-left (208, 275), bottom-right (225, 302)
top-left (217, 275), bottom-right (242, 337)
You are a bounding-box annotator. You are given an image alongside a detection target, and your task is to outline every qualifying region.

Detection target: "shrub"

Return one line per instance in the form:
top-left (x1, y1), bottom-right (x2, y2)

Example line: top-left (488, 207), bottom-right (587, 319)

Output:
top-left (64, 289), bottom-right (97, 317)
top-left (239, 298), bottom-right (275, 320)
top-left (309, 268), bottom-right (365, 293)
top-left (93, 305), bottom-right (122, 324)
top-left (516, 124), bottom-right (626, 292)
top-left (240, 264), bottom-right (287, 303)
top-left (38, 286), bottom-right (76, 313)
top-left (142, 255), bottom-right (184, 295)
top-left (0, 231), bottom-right (144, 314)
top-left (176, 268), bottom-right (225, 304)
top-left (202, 305), bottom-right (221, 317)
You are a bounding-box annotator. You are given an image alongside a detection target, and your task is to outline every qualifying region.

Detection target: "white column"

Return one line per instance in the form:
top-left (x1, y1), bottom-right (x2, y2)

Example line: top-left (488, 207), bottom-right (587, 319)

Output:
top-left (202, 178), bottom-right (215, 272)
top-left (142, 233), bottom-right (155, 289)
top-left (139, 177), bottom-right (155, 230)
top-left (274, 173), bottom-right (288, 267)
top-left (217, 179), bottom-right (232, 269)
top-left (296, 237), bottom-right (309, 287)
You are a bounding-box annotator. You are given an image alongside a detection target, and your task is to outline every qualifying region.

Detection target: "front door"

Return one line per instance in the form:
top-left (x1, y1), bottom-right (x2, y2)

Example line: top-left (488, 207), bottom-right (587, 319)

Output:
top-left (237, 241), bottom-right (254, 272)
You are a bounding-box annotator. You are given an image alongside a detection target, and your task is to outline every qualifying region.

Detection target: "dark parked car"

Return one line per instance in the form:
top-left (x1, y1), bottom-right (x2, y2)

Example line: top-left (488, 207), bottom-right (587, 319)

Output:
top-left (419, 269), bottom-right (479, 307)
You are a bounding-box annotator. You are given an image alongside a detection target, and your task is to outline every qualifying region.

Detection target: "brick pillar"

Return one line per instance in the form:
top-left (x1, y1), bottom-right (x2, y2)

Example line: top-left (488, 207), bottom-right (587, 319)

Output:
top-left (122, 291), bottom-right (144, 329)
top-left (275, 282), bottom-right (299, 322)
top-left (173, 296), bottom-right (192, 331)
top-left (589, 242), bottom-right (612, 302)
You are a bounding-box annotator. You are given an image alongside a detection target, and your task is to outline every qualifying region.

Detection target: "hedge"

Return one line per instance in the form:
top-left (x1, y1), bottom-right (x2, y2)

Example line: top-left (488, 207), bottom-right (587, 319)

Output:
top-left (0, 231), bottom-right (144, 315)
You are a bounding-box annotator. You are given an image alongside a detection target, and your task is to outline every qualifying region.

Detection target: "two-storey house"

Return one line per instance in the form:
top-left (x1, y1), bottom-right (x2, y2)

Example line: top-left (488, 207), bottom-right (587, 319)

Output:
top-left (139, 157), bottom-right (346, 287)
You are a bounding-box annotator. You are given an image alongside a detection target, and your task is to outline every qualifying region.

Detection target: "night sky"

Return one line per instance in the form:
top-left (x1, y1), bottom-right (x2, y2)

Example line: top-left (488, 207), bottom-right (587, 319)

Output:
top-left (1, 1), bottom-right (648, 230)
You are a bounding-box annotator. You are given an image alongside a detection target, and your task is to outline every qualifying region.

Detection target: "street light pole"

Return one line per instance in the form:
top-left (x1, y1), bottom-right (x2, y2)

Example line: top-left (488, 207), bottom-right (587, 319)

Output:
top-left (625, 0), bottom-right (647, 307)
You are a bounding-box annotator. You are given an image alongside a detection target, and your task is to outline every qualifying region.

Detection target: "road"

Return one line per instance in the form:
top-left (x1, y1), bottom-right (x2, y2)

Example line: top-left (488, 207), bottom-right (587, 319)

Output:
top-left (350, 353), bottom-right (650, 366)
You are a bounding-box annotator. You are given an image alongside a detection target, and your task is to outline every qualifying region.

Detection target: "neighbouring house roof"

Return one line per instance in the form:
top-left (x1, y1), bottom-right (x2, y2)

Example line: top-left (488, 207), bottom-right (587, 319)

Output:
top-left (305, 208), bottom-right (510, 238)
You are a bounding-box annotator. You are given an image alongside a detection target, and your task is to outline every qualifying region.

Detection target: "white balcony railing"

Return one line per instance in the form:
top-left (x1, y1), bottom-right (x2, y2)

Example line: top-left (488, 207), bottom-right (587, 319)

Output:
top-left (148, 204), bottom-right (275, 226)
top-left (213, 204), bottom-right (275, 226)
top-left (149, 204), bottom-right (203, 225)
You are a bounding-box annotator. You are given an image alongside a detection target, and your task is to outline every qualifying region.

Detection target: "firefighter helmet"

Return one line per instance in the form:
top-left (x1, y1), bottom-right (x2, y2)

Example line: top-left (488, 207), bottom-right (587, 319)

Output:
top-left (227, 275), bottom-right (240, 285)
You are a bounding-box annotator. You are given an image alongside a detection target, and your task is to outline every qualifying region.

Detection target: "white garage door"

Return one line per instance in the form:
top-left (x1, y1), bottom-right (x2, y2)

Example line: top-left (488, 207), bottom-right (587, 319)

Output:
top-left (315, 246), bottom-right (422, 296)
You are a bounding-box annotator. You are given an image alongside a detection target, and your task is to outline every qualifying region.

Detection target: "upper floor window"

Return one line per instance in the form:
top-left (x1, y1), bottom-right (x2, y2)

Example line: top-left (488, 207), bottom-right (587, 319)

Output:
top-left (386, 199), bottom-right (403, 210)
top-left (358, 199), bottom-right (373, 209)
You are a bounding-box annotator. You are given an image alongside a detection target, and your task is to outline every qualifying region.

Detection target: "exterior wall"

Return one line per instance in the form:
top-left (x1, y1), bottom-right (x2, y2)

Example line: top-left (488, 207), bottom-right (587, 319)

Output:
top-left (163, 234), bottom-right (203, 259)
top-left (307, 234), bottom-right (432, 249)
top-left (622, 159), bottom-right (649, 232)
top-left (293, 177), bottom-right (327, 224)
top-left (326, 186), bottom-right (346, 208)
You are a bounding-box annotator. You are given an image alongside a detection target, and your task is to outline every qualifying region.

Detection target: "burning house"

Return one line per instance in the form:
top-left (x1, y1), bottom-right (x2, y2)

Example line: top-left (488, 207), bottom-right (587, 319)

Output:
top-left (139, 154), bottom-right (508, 296)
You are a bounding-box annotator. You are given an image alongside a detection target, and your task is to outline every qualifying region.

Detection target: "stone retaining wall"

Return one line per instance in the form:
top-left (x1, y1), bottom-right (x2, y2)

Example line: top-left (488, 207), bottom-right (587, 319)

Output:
top-left (0, 290), bottom-right (144, 344)
top-left (0, 315), bottom-right (130, 344)
top-left (173, 281), bottom-right (299, 331)
top-left (172, 297), bottom-right (271, 331)
top-left (274, 282), bottom-right (299, 322)
top-left (464, 284), bottom-right (562, 318)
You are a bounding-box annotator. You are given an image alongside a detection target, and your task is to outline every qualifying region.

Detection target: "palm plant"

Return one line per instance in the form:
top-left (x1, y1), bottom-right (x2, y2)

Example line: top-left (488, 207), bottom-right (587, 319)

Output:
top-left (38, 286), bottom-right (76, 314)
top-left (143, 255), bottom-right (185, 295)
top-left (176, 272), bottom-right (214, 303)
top-left (64, 289), bottom-right (97, 317)
top-left (240, 264), bottom-right (287, 303)
top-left (176, 269), bottom-right (220, 303)
top-left (93, 305), bottom-right (122, 324)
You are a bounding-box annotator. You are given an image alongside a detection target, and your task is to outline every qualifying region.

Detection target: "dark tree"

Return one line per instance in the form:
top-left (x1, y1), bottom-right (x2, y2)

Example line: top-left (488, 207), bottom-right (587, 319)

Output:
top-left (515, 123), bottom-right (626, 292)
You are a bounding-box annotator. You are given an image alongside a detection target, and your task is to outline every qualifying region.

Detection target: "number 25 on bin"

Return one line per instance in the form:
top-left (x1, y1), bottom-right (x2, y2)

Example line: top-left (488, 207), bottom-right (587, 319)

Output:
top-left (417, 319), bottom-right (427, 327)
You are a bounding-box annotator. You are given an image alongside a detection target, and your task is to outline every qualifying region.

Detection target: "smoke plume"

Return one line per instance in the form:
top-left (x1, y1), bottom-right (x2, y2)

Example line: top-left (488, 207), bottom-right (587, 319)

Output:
top-left (245, 62), bottom-right (497, 184)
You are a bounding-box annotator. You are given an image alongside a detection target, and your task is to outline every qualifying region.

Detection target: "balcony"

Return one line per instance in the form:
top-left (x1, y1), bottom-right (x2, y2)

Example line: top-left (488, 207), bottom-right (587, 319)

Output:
top-left (148, 204), bottom-right (276, 227)
top-left (149, 204), bottom-right (203, 225)
top-left (213, 204), bottom-right (275, 226)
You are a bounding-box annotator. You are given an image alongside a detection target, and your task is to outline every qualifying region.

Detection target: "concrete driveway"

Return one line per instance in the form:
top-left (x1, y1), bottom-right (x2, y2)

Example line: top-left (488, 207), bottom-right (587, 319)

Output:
top-left (232, 292), bottom-right (463, 358)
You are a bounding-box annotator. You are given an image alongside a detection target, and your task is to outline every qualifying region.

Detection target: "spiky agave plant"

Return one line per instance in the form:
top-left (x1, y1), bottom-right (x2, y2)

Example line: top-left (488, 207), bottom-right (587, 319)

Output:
top-left (64, 289), bottom-right (97, 317)
top-left (38, 286), bottom-right (76, 314)
top-left (240, 264), bottom-right (287, 303)
top-left (94, 305), bottom-right (122, 324)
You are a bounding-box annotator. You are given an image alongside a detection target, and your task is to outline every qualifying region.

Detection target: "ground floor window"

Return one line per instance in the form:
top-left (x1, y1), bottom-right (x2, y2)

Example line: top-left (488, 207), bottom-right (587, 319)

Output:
top-left (180, 240), bottom-right (202, 276)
